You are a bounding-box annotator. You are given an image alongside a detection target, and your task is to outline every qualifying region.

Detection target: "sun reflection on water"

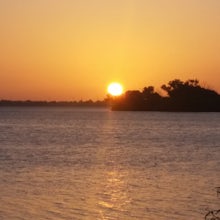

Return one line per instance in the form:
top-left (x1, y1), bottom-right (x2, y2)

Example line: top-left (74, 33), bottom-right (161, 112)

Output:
top-left (97, 169), bottom-right (131, 219)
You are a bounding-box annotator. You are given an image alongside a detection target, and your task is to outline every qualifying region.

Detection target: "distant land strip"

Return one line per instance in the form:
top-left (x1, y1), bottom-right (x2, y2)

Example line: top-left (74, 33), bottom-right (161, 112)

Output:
top-left (1, 79), bottom-right (220, 112)
top-left (0, 100), bottom-right (108, 107)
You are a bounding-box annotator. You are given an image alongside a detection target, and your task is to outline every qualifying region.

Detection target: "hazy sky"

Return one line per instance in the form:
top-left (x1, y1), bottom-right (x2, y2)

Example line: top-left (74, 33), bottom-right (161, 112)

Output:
top-left (1, 0), bottom-right (220, 100)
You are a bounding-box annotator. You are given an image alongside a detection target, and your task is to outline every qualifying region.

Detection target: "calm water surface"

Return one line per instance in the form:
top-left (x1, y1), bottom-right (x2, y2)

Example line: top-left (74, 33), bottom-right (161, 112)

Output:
top-left (0, 107), bottom-right (219, 220)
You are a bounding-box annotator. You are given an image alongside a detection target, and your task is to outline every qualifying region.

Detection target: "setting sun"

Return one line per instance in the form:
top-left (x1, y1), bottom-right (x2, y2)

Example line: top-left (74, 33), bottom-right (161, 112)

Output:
top-left (107, 82), bottom-right (123, 96)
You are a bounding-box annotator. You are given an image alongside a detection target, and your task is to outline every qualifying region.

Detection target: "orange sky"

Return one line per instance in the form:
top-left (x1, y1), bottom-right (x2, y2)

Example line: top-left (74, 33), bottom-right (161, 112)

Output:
top-left (1, 0), bottom-right (220, 101)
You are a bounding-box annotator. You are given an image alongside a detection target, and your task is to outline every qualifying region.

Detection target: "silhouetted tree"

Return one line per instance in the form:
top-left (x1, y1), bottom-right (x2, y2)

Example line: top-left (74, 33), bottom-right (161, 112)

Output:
top-left (111, 79), bottom-right (220, 111)
top-left (161, 79), bottom-right (220, 111)
top-left (142, 86), bottom-right (162, 110)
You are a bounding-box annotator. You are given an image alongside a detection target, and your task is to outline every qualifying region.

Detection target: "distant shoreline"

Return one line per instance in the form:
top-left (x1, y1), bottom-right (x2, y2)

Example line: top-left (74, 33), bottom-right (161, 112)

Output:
top-left (1, 100), bottom-right (220, 112)
top-left (1, 79), bottom-right (220, 112)
top-left (0, 100), bottom-right (108, 108)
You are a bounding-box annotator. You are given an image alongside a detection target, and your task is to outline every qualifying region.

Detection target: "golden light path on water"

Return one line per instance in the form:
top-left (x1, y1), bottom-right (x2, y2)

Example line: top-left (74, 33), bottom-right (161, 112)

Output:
top-left (97, 169), bottom-right (130, 219)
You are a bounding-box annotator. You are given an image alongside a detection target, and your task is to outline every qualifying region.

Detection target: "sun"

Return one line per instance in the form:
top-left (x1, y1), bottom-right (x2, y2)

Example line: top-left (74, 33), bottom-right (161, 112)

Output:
top-left (107, 82), bottom-right (123, 96)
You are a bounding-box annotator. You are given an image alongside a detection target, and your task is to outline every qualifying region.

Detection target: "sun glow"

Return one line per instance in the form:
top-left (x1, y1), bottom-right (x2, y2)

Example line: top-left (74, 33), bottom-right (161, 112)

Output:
top-left (107, 82), bottom-right (123, 96)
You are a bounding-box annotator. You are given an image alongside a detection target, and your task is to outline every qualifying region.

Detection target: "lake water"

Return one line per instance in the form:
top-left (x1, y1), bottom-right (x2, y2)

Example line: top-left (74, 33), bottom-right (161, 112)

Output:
top-left (0, 107), bottom-right (219, 220)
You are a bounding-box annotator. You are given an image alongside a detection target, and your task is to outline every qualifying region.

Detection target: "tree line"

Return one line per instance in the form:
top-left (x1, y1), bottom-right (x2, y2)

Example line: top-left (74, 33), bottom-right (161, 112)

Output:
top-left (0, 100), bottom-right (107, 107)
top-left (110, 79), bottom-right (220, 112)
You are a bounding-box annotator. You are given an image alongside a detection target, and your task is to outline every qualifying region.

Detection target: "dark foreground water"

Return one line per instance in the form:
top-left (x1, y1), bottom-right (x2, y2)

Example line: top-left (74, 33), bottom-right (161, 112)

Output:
top-left (0, 107), bottom-right (219, 220)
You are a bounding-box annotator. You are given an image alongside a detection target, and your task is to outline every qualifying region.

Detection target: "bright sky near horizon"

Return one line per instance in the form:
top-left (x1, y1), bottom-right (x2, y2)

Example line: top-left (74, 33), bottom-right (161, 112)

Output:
top-left (1, 0), bottom-right (220, 101)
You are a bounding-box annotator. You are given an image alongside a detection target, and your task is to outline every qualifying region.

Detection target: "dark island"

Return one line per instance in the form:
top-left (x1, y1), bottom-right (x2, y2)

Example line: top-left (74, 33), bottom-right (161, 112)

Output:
top-left (110, 79), bottom-right (220, 112)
